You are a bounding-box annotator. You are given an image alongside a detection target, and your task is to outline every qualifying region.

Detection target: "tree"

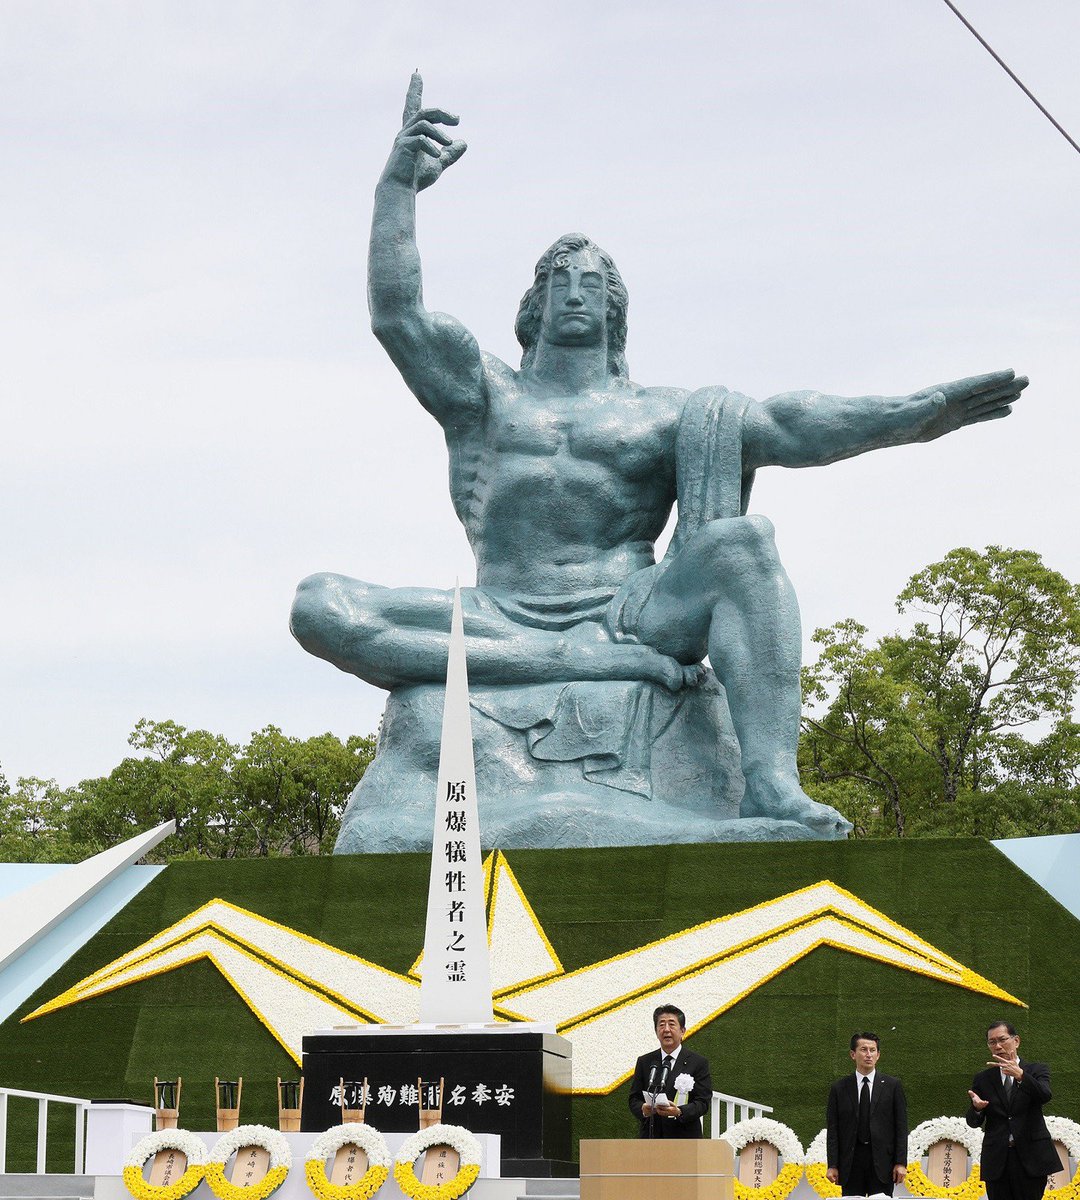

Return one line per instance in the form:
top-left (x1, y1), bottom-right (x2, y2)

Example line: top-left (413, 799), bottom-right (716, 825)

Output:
top-left (891, 546), bottom-right (1080, 803)
top-left (66, 719), bottom-right (240, 860)
top-left (64, 719), bottom-right (375, 861)
top-left (800, 619), bottom-right (921, 837)
top-left (0, 776), bottom-right (92, 862)
top-left (231, 725), bottom-right (375, 857)
top-left (801, 546), bottom-right (1080, 837)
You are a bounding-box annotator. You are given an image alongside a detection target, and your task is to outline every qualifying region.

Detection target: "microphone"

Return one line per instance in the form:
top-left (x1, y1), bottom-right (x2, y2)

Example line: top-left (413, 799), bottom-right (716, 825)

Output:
top-left (645, 1063), bottom-right (659, 1139)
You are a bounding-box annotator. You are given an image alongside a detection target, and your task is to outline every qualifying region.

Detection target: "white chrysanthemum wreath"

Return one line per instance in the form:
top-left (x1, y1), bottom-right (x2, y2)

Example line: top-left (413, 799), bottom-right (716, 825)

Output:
top-left (905, 1117), bottom-right (983, 1200)
top-left (305, 1122), bottom-right (391, 1200)
top-left (206, 1124), bottom-right (292, 1200)
top-left (123, 1128), bottom-right (207, 1200)
top-left (1044, 1116), bottom-right (1080, 1200)
top-left (721, 1117), bottom-right (805, 1200)
top-left (393, 1123), bottom-right (482, 1200)
top-left (804, 1128), bottom-right (841, 1199)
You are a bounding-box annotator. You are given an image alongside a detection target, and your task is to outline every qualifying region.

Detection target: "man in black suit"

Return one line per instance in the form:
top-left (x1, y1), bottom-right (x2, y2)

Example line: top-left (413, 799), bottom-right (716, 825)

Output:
top-left (966, 1020), bottom-right (1063, 1200)
top-left (628, 1004), bottom-right (714, 1138)
top-left (826, 1031), bottom-right (909, 1195)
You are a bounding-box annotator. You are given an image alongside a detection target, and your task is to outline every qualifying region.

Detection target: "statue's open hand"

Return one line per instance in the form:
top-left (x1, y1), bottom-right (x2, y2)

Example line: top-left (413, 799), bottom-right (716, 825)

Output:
top-left (913, 368), bottom-right (1028, 441)
top-left (387, 71), bottom-right (467, 192)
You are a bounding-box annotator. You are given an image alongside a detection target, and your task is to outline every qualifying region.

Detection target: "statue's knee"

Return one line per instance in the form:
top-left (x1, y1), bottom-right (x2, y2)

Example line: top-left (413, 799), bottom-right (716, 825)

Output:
top-left (743, 513), bottom-right (776, 542)
top-left (290, 573), bottom-right (336, 650)
top-left (741, 514), bottom-right (779, 564)
top-left (291, 572), bottom-right (387, 658)
top-left (699, 515), bottom-right (778, 571)
top-left (291, 572), bottom-right (379, 654)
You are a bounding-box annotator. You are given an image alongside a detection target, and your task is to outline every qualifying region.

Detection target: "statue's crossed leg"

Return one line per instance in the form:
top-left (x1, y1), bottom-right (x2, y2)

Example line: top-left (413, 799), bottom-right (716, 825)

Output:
top-left (290, 513), bottom-right (849, 840)
top-left (290, 576), bottom-right (700, 694)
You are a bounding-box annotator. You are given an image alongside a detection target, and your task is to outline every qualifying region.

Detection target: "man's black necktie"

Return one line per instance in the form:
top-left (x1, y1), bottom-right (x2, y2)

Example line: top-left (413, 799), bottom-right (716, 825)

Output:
top-left (857, 1076), bottom-right (871, 1142)
top-left (1004, 1074), bottom-right (1015, 1106)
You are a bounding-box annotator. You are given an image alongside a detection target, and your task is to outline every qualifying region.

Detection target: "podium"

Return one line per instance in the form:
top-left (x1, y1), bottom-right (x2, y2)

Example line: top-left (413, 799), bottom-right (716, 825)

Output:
top-left (580, 1139), bottom-right (734, 1200)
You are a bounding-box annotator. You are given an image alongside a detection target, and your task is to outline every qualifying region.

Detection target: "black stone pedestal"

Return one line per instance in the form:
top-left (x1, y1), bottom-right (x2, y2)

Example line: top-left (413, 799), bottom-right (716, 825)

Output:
top-left (301, 1028), bottom-right (574, 1177)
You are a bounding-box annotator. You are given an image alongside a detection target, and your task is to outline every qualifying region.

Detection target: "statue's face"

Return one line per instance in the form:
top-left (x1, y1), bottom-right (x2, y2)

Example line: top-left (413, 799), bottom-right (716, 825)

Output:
top-left (541, 247), bottom-right (607, 348)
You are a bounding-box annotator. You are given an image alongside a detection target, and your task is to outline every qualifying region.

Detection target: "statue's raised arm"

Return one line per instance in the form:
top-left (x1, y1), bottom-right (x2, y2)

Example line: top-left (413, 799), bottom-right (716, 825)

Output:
top-left (742, 369), bottom-right (1028, 471)
top-left (368, 73), bottom-right (484, 425)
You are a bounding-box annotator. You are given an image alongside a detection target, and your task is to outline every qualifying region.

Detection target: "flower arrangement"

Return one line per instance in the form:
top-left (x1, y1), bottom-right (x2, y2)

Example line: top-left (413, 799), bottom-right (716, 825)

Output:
top-left (393, 1123), bottom-right (482, 1200)
top-left (905, 1117), bottom-right (983, 1200)
top-left (721, 1117), bottom-right (804, 1200)
top-left (803, 1128), bottom-right (841, 1199)
top-left (205, 1124), bottom-right (292, 1200)
top-left (122, 1129), bottom-right (207, 1200)
top-left (305, 1123), bottom-right (391, 1200)
top-left (1044, 1116), bottom-right (1080, 1200)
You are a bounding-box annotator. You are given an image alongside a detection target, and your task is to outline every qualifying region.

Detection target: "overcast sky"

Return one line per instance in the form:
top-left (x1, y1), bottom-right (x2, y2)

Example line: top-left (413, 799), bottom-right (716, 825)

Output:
top-left (2, 1), bottom-right (1077, 786)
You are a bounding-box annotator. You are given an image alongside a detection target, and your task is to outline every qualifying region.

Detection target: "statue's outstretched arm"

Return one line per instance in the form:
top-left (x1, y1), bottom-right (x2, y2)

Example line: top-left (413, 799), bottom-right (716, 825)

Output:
top-left (742, 369), bottom-right (1027, 471)
top-left (368, 73), bottom-right (485, 424)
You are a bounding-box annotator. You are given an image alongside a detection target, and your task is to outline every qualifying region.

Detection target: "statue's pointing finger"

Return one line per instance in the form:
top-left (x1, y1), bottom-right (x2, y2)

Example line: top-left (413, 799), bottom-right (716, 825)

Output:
top-left (403, 71), bottom-right (424, 125)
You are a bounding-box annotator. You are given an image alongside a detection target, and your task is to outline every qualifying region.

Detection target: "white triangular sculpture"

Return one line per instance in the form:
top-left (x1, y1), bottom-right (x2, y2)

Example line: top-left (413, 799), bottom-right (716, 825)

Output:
top-left (418, 586), bottom-right (493, 1023)
top-left (411, 851), bottom-right (563, 993)
top-left (0, 819), bottom-right (174, 975)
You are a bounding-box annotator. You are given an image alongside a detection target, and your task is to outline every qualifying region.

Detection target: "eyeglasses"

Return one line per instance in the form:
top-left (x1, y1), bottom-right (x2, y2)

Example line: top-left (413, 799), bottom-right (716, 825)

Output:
top-left (987, 1034), bottom-right (1016, 1047)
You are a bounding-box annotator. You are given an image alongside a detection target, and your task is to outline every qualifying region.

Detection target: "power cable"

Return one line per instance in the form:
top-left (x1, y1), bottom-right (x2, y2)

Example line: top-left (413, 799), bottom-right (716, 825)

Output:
top-left (940, 0), bottom-right (1080, 157)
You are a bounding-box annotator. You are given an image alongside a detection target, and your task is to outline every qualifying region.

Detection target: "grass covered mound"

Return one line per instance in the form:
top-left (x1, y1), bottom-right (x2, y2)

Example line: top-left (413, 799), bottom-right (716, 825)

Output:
top-left (0, 838), bottom-right (1077, 1169)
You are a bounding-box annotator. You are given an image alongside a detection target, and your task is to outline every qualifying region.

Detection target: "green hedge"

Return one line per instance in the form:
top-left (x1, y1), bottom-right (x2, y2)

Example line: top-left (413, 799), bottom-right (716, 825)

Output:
top-left (0, 839), bottom-right (1077, 1165)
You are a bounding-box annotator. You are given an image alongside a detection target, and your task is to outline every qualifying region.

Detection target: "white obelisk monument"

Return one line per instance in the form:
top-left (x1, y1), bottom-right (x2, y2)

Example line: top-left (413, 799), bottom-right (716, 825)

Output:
top-left (418, 586), bottom-right (493, 1024)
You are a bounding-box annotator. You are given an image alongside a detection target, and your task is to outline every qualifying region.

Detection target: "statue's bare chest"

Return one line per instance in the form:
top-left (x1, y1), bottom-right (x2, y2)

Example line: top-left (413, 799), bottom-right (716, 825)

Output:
top-left (482, 390), bottom-right (677, 480)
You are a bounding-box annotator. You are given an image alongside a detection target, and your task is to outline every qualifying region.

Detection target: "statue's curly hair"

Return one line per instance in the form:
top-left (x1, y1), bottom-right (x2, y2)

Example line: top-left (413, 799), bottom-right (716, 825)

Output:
top-left (514, 234), bottom-right (629, 378)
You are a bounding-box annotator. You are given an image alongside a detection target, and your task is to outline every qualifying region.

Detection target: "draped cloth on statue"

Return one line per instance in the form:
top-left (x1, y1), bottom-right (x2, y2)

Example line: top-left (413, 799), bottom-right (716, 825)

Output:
top-left (470, 680), bottom-right (679, 799)
top-left (670, 385), bottom-right (756, 542)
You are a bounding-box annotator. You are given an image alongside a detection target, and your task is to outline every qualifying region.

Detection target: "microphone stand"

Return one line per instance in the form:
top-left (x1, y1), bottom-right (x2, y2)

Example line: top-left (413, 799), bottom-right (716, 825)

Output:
top-left (652, 1060), bottom-right (671, 1140)
top-left (646, 1063), bottom-right (658, 1140)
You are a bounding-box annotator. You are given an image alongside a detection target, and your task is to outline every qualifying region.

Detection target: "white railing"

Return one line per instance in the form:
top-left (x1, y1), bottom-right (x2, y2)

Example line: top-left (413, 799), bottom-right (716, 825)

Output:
top-left (0, 1086), bottom-right (90, 1174)
top-left (710, 1088), bottom-right (773, 1137)
top-left (0, 1082), bottom-right (767, 1169)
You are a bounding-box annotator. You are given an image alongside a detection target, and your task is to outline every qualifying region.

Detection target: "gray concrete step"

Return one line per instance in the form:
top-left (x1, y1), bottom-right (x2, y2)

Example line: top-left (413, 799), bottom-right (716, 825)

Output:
top-left (0, 1176), bottom-right (94, 1199)
top-left (522, 1180), bottom-right (580, 1198)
